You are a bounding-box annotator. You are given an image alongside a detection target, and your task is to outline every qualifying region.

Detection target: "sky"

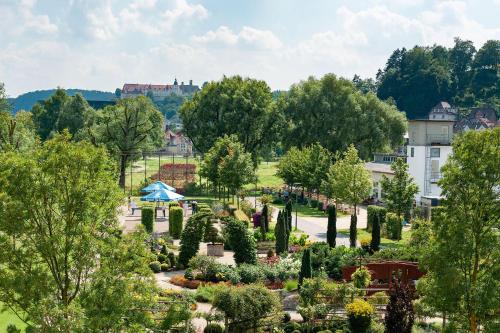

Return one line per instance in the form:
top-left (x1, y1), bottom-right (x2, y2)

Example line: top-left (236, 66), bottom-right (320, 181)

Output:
top-left (1, 0), bottom-right (500, 97)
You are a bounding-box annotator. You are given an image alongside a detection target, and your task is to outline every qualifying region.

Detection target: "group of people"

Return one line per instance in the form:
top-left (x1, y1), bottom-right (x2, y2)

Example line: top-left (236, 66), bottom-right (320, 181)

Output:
top-left (126, 196), bottom-right (198, 217)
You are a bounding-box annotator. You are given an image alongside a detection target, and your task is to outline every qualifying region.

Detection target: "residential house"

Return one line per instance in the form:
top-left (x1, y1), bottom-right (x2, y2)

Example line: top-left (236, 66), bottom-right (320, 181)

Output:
top-left (164, 129), bottom-right (193, 156)
top-left (365, 151), bottom-right (406, 201)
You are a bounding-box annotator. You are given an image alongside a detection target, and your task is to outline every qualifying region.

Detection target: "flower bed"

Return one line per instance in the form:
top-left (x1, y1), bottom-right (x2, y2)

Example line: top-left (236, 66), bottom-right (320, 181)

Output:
top-left (170, 275), bottom-right (202, 289)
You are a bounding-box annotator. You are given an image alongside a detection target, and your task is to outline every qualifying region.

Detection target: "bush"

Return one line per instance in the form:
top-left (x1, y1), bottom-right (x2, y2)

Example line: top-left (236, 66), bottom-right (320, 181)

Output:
top-left (223, 217), bottom-right (257, 265)
top-left (237, 264), bottom-right (264, 284)
top-left (345, 299), bottom-right (374, 333)
top-left (195, 284), bottom-right (226, 303)
top-left (284, 279), bottom-right (298, 291)
top-left (310, 199), bottom-right (318, 208)
top-left (169, 201), bottom-right (180, 208)
top-left (204, 323), bottom-right (224, 333)
top-left (160, 263), bottom-right (170, 271)
top-left (240, 200), bottom-right (254, 218)
top-left (351, 266), bottom-right (371, 289)
top-left (178, 212), bottom-right (211, 267)
top-left (168, 252), bottom-right (176, 267)
top-left (284, 322), bottom-right (301, 333)
top-left (184, 182), bottom-right (204, 196)
top-left (157, 253), bottom-right (167, 263)
top-left (149, 261), bottom-right (161, 273)
top-left (386, 213), bottom-right (402, 240)
top-left (169, 206), bottom-right (184, 239)
top-left (141, 207), bottom-right (154, 233)
top-left (366, 205), bottom-right (386, 232)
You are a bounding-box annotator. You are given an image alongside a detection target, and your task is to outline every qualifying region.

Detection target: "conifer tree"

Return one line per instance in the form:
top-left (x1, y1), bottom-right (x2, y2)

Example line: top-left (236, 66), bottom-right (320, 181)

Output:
top-left (274, 210), bottom-right (287, 254)
top-left (327, 204), bottom-right (337, 248)
top-left (299, 248), bottom-right (312, 287)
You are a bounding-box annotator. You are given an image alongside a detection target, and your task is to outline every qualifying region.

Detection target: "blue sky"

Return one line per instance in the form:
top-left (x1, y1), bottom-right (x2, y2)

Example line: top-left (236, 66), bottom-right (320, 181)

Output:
top-left (1, 0), bottom-right (499, 97)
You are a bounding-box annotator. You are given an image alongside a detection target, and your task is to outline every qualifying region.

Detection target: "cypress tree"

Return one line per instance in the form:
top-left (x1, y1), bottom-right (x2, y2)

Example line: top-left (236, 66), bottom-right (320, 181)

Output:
top-left (371, 209), bottom-right (381, 251)
top-left (274, 211), bottom-right (287, 254)
top-left (298, 248), bottom-right (312, 287)
top-left (349, 214), bottom-right (357, 248)
top-left (285, 199), bottom-right (293, 231)
top-left (327, 204), bottom-right (337, 248)
top-left (262, 204), bottom-right (269, 233)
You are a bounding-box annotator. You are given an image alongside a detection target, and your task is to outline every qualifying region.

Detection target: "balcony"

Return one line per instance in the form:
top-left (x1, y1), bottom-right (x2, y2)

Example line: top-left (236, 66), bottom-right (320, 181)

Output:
top-left (426, 134), bottom-right (451, 145)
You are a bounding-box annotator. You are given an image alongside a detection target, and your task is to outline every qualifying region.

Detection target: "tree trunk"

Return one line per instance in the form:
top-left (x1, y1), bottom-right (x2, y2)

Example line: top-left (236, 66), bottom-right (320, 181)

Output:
top-left (470, 314), bottom-right (477, 333)
top-left (119, 154), bottom-right (128, 188)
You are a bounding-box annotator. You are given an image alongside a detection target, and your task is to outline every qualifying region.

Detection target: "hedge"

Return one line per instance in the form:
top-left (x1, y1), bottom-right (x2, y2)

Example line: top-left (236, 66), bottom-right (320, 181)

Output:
top-left (366, 205), bottom-right (386, 232)
top-left (169, 201), bottom-right (180, 208)
top-left (141, 207), bottom-right (154, 233)
top-left (169, 206), bottom-right (184, 239)
top-left (386, 212), bottom-right (402, 240)
top-left (310, 199), bottom-right (318, 208)
top-left (178, 212), bottom-right (212, 267)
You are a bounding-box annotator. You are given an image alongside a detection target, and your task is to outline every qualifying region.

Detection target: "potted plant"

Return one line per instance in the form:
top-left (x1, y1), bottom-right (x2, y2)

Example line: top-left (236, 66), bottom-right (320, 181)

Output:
top-left (206, 218), bottom-right (224, 257)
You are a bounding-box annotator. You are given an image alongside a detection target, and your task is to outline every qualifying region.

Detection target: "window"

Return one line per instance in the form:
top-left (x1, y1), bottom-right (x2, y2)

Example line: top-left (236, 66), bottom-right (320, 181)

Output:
top-left (430, 148), bottom-right (440, 157)
top-left (410, 147), bottom-right (414, 157)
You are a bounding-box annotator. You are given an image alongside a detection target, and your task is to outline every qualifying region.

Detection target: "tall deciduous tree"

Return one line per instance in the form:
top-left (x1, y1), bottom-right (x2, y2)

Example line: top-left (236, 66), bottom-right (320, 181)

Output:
top-left (324, 145), bottom-right (372, 247)
top-left (380, 158), bottom-right (419, 220)
top-left (200, 135), bottom-right (255, 199)
top-left (90, 96), bottom-right (164, 187)
top-left (0, 109), bottom-right (36, 153)
top-left (31, 88), bottom-right (70, 140)
top-left (419, 128), bottom-right (500, 333)
top-left (0, 133), bottom-right (156, 330)
top-left (276, 146), bottom-right (307, 187)
top-left (281, 74), bottom-right (406, 160)
top-left (180, 75), bottom-right (282, 161)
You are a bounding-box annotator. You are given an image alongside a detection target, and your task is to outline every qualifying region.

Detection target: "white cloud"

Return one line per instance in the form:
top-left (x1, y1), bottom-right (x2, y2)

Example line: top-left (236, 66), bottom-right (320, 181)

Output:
top-left (192, 26), bottom-right (282, 50)
top-left (0, 0), bottom-right (58, 38)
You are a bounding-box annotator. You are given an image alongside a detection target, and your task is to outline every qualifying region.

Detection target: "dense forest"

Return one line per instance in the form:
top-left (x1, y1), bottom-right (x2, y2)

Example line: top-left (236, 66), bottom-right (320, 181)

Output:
top-left (9, 89), bottom-right (115, 113)
top-left (375, 38), bottom-right (499, 119)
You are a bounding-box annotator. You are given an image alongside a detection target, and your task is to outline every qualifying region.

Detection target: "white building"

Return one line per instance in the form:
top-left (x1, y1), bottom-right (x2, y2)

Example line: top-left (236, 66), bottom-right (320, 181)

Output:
top-left (407, 102), bottom-right (459, 211)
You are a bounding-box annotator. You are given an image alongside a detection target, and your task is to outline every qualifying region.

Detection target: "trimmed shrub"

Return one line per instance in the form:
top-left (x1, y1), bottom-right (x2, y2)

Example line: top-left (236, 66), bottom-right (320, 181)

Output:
top-left (169, 201), bottom-right (180, 208)
top-left (275, 211), bottom-right (287, 255)
top-left (299, 248), bottom-right (312, 287)
top-left (157, 253), bottom-right (167, 263)
top-left (149, 261), bottom-right (161, 273)
top-left (346, 299), bottom-right (374, 333)
top-left (141, 207), bottom-right (154, 233)
top-left (169, 206), bottom-right (184, 239)
top-left (160, 263), bottom-right (170, 271)
top-left (310, 199), bottom-right (318, 208)
top-left (366, 205), bottom-right (386, 232)
top-left (204, 323), bottom-right (224, 333)
top-left (285, 200), bottom-right (293, 231)
top-left (326, 205), bottom-right (337, 248)
top-left (386, 213), bottom-right (402, 240)
top-left (369, 206), bottom-right (386, 251)
top-left (223, 217), bottom-right (257, 265)
top-left (178, 212), bottom-right (211, 267)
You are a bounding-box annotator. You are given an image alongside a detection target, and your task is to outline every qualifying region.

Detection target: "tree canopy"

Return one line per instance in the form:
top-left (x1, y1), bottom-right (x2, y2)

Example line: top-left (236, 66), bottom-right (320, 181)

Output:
top-left (281, 73), bottom-right (406, 160)
top-left (180, 75), bottom-right (282, 161)
top-left (0, 133), bottom-right (157, 330)
top-left (200, 135), bottom-right (255, 196)
top-left (381, 158), bottom-right (419, 219)
top-left (377, 38), bottom-right (499, 119)
top-left (88, 96), bottom-right (164, 187)
top-left (419, 127), bottom-right (500, 333)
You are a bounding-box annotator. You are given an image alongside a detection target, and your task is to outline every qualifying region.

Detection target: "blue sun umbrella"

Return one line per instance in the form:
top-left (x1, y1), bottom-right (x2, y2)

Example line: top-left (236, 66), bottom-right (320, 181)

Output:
top-left (140, 188), bottom-right (184, 202)
top-left (141, 181), bottom-right (176, 193)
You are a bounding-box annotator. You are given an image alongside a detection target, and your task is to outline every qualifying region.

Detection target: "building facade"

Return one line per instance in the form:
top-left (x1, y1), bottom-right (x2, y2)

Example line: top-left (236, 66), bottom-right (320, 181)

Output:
top-left (121, 79), bottom-right (199, 100)
top-left (164, 129), bottom-right (193, 156)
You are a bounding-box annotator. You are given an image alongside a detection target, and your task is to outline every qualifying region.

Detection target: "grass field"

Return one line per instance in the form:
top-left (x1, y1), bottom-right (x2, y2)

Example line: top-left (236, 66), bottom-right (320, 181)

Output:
top-left (0, 302), bottom-right (27, 332)
top-left (125, 159), bottom-right (283, 194)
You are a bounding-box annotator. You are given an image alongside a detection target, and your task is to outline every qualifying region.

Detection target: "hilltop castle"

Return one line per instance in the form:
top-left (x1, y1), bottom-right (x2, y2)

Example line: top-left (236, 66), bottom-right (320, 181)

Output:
top-left (120, 79), bottom-right (199, 100)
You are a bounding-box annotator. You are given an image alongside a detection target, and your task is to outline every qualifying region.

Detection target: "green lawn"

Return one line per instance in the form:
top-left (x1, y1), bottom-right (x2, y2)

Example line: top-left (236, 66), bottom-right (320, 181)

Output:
top-left (338, 228), bottom-right (411, 249)
top-left (0, 302), bottom-right (27, 332)
top-left (125, 159), bottom-right (283, 195)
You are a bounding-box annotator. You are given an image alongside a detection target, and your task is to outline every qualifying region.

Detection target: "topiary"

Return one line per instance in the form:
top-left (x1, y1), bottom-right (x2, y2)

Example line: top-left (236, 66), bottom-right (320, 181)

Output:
top-left (223, 217), bottom-right (257, 265)
top-left (275, 210), bottom-right (287, 255)
top-left (345, 299), bottom-right (374, 333)
top-left (326, 204), bottom-right (337, 248)
top-left (169, 206), bottom-right (184, 239)
top-left (169, 201), bottom-right (180, 208)
top-left (160, 263), bottom-right (170, 271)
top-left (204, 323), bottom-right (224, 333)
top-left (370, 206), bottom-right (386, 251)
top-left (298, 248), bottom-right (312, 287)
top-left (157, 253), bottom-right (167, 263)
top-left (149, 261), bottom-right (161, 273)
top-left (386, 212), bottom-right (402, 240)
top-left (141, 207), bottom-right (154, 233)
top-left (178, 212), bottom-right (211, 267)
